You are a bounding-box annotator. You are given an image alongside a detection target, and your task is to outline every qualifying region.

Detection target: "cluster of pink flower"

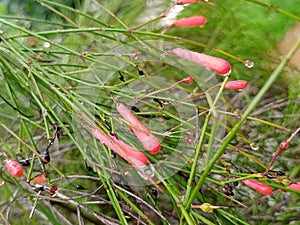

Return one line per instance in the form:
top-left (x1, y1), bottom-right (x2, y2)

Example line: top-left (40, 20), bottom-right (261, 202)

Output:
top-left (87, 100), bottom-right (161, 178)
top-left (165, 47), bottom-right (249, 91)
top-left (167, 0), bottom-right (249, 90)
top-left (172, 1), bottom-right (209, 27)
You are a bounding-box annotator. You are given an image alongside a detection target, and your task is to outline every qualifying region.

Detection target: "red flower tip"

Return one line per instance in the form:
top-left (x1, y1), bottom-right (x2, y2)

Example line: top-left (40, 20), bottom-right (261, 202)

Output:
top-left (172, 16), bottom-right (207, 27)
top-left (147, 142), bottom-right (161, 154)
top-left (181, 76), bottom-right (195, 84)
top-left (287, 182), bottom-right (300, 191)
top-left (168, 48), bottom-right (231, 76)
top-left (242, 179), bottom-right (272, 195)
top-left (5, 158), bottom-right (23, 178)
top-left (218, 80), bottom-right (248, 91)
top-left (176, 0), bottom-right (207, 5)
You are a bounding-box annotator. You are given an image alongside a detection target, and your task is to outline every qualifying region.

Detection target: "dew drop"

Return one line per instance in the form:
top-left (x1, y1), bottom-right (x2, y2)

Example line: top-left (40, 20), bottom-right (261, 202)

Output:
top-left (43, 42), bottom-right (51, 48)
top-left (138, 164), bottom-right (155, 180)
top-left (234, 110), bottom-right (241, 118)
top-left (179, 195), bottom-right (185, 203)
top-left (244, 60), bottom-right (254, 68)
top-left (42, 108), bottom-right (48, 117)
top-left (250, 142), bottom-right (259, 150)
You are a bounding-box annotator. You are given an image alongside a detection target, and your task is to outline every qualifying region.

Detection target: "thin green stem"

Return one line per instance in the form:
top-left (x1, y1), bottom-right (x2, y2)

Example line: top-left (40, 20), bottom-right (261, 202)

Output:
top-left (205, 76), bottom-right (229, 166)
top-left (117, 190), bottom-right (156, 225)
top-left (105, 179), bottom-right (129, 225)
top-left (5, 26), bottom-right (247, 64)
top-left (184, 76), bottom-right (229, 203)
top-left (243, 0), bottom-right (300, 21)
top-left (156, 172), bottom-right (195, 225)
top-left (37, 0), bottom-right (109, 26)
top-left (184, 113), bottom-right (209, 203)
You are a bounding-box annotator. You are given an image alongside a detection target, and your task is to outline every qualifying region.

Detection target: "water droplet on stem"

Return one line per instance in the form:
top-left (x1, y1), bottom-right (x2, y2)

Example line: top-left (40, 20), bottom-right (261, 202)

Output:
top-left (244, 60), bottom-right (254, 68)
top-left (43, 42), bottom-right (51, 48)
top-left (137, 164), bottom-right (155, 180)
top-left (250, 142), bottom-right (259, 150)
top-left (42, 108), bottom-right (48, 117)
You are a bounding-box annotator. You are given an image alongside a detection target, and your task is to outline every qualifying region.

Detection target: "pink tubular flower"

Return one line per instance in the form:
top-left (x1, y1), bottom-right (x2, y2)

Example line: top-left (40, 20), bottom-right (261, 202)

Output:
top-left (177, 0), bottom-right (207, 5)
top-left (242, 179), bottom-right (272, 195)
top-left (167, 48), bottom-right (231, 76)
top-left (5, 158), bottom-right (23, 177)
top-left (91, 128), bottom-right (149, 167)
top-left (172, 16), bottom-right (207, 27)
top-left (287, 182), bottom-right (300, 191)
top-left (218, 80), bottom-right (248, 91)
top-left (115, 102), bottom-right (161, 154)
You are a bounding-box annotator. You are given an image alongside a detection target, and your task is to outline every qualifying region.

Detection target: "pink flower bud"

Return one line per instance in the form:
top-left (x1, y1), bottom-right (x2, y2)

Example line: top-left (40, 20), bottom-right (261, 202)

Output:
top-left (177, 0), bottom-right (207, 5)
top-left (5, 158), bottom-right (23, 177)
top-left (30, 173), bottom-right (47, 186)
top-left (115, 102), bottom-right (161, 154)
top-left (242, 179), bottom-right (272, 195)
top-left (167, 48), bottom-right (231, 76)
top-left (91, 128), bottom-right (149, 167)
top-left (278, 140), bottom-right (290, 154)
top-left (172, 16), bottom-right (207, 27)
top-left (181, 76), bottom-right (195, 84)
top-left (287, 182), bottom-right (300, 191)
top-left (218, 80), bottom-right (248, 91)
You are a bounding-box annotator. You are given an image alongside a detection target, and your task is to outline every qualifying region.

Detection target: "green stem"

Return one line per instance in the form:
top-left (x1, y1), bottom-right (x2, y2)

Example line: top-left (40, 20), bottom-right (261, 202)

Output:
top-left (156, 172), bottom-right (195, 225)
top-left (205, 76), bottom-right (229, 166)
top-left (117, 190), bottom-right (156, 225)
top-left (184, 112), bottom-right (209, 203)
top-left (243, 0), bottom-right (300, 21)
top-left (184, 76), bottom-right (229, 202)
top-left (4, 25), bottom-right (247, 64)
top-left (105, 181), bottom-right (129, 225)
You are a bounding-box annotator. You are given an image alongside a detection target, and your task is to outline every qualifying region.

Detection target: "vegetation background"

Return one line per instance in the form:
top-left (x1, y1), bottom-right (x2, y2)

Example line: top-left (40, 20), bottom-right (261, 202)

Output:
top-left (0, 0), bottom-right (299, 224)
